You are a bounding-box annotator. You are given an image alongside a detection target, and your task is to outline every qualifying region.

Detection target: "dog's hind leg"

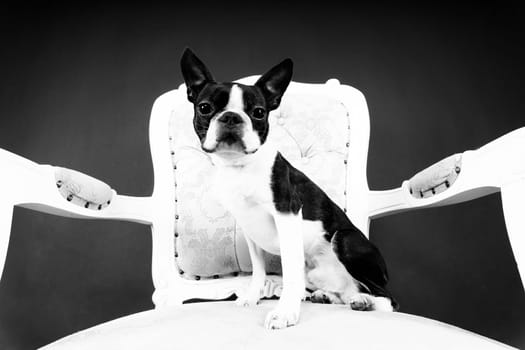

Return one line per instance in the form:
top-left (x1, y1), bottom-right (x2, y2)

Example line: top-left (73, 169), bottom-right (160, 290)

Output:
top-left (331, 229), bottom-right (398, 311)
top-left (310, 289), bottom-right (342, 304)
top-left (340, 292), bottom-right (393, 311)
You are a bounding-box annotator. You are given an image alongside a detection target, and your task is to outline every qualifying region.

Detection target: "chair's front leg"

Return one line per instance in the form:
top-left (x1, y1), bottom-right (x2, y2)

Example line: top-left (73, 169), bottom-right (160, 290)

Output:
top-left (501, 178), bottom-right (525, 287)
top-left (0, 148), bottom-right (37, 281)
top-left (0, 199), bottom-right (14, 281)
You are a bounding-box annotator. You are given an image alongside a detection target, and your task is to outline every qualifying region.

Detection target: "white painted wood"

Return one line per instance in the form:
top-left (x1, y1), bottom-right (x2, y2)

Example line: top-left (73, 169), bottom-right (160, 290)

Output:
top-left (367, 127), bottom-right (525, 286)
top-left (501, 178), bottom-right (525, 287)
top-left (368, 127), bottom-right (525, 218)
top-left (0, 148), bottom-right (153, 281)
top-left (0, 149), bottom-right (154, 225)
top-left (0, 198), bottom-right (14, 279)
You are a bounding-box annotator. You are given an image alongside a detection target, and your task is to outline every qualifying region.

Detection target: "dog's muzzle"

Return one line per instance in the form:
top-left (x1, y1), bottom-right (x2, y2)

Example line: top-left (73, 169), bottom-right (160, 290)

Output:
top-left (216, 112), bottom-right (244, 146)
top-left (218, 112), bottom-right (243, 129)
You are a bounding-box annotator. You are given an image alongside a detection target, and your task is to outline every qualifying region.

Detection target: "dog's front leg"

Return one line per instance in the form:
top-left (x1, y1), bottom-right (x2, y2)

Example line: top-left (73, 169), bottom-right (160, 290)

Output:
top-left (265, 212), bottom-right (305, 330)
top-left (236, 235), bottom-right (266, 307)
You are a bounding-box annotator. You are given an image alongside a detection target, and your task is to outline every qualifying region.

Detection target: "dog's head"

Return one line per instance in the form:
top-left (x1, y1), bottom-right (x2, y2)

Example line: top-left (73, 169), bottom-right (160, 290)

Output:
top-left (180, 48), bottom-right (293, 159)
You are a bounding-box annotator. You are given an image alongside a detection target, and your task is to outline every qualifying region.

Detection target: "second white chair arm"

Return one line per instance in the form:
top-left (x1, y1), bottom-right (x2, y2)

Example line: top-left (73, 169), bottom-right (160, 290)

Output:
top-left (367, 127), bottom-right (525, 287)
top-left (0, 148), bottom-right (154, 281)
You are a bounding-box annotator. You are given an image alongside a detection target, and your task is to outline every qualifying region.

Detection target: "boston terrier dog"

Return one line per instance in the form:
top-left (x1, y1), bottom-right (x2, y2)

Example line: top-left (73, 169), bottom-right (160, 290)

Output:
top-left (180, 48), bottom-right (397, 330)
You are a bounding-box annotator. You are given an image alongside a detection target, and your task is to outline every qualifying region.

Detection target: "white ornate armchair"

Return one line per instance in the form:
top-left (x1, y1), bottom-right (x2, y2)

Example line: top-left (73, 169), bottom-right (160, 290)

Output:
top-left (0, 77), bottom-right (523, 349)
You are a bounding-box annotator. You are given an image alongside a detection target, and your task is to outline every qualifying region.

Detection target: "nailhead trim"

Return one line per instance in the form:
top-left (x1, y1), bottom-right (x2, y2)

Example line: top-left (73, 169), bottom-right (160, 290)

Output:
top-left (343, 102), bottom-right (351, 213)
top-left (409, 154), bottom-right (462, 199)
top-left (168, 111), bottom-right (184, 280)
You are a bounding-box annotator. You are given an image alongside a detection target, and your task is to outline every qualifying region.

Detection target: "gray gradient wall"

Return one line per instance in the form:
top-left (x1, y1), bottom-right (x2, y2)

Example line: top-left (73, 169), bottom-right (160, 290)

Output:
top-left (0, 2), bottom-right (524, 349)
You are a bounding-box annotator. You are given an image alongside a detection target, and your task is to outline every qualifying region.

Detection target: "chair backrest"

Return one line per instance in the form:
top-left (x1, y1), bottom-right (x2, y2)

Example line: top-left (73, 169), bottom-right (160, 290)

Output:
top-left (147, 77), bottom-right (372, 306)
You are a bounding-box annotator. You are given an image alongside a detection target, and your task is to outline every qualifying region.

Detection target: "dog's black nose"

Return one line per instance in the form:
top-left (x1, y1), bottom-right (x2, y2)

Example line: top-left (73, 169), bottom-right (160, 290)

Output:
top-left (218, 112), bottom-right (243, 128)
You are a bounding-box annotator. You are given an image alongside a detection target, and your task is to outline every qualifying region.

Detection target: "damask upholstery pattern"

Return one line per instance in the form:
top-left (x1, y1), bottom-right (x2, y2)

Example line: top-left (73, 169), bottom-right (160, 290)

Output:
top-left (54, 167), bottom-right (113, 210)
top-left (168, 92), bottom-right (350, 280)
top-left (408, 153), bottom-right (462, 198)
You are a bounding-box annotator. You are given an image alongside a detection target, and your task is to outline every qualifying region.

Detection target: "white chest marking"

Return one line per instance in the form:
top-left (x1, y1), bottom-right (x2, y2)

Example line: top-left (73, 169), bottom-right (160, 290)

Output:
top-left (211, 143), bottom-right (277, 252)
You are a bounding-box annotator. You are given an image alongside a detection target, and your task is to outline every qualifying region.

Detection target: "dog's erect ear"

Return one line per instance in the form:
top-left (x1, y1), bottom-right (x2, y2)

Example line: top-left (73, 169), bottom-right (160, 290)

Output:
top-left (180, 48), bottom-right (215, 103)
top-left (255, 58), bottom-right (293, 110)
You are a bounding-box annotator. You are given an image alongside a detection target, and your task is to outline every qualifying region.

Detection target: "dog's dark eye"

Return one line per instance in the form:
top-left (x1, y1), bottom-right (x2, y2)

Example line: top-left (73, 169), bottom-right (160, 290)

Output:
top-left (252, 107), bottom-right (266, 119)
top-left (198, 103), bottom-right (213, 115)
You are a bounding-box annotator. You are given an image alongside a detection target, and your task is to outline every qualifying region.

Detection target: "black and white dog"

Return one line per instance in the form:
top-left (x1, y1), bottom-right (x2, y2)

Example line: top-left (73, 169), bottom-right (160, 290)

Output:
top-left (180, 48), bottom-right (397, 330)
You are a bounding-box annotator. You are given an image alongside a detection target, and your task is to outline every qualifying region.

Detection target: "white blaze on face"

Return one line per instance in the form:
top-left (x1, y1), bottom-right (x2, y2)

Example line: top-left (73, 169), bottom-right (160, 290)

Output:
top-left (225, 84), bottom-right (245, 114)
top-left (203, 84), bottom-right (261, 154)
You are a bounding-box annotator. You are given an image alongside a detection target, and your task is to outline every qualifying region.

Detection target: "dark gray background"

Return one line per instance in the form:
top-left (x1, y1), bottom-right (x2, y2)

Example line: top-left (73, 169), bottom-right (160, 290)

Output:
top-left (0, 1), bottom-right (524, 349)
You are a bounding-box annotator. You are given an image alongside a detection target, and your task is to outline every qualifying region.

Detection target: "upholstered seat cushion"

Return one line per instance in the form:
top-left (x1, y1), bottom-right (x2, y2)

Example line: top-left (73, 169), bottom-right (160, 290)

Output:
top-left (41, 301), bottom-right (513, 349)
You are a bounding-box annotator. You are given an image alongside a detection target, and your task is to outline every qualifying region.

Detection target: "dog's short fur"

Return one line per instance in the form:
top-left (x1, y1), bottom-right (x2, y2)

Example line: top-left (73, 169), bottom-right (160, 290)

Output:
top-left (180, 48), bottom-right (397, 329)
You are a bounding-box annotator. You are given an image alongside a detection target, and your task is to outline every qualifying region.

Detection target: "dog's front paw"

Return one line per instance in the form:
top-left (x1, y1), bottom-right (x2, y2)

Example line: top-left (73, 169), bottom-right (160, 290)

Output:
top-left (235, 289), bottom-right (262, 307)
top-left (264, 305), bottom-right (300, 330)
top-left (236, 294), bottom-right (260, 307)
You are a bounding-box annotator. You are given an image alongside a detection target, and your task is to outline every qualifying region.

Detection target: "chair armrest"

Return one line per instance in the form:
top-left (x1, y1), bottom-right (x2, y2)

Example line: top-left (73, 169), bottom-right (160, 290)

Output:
top-left (0, 147), bottom-right (153, 281)
top-left (54, 166), bottom-right (114, 210)
top-left (368, 127), bottom-right (525, 218)
top-left (0, 148), bottom-right (153, 223)
top-left (367, 127), bottom-right (525, 288)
